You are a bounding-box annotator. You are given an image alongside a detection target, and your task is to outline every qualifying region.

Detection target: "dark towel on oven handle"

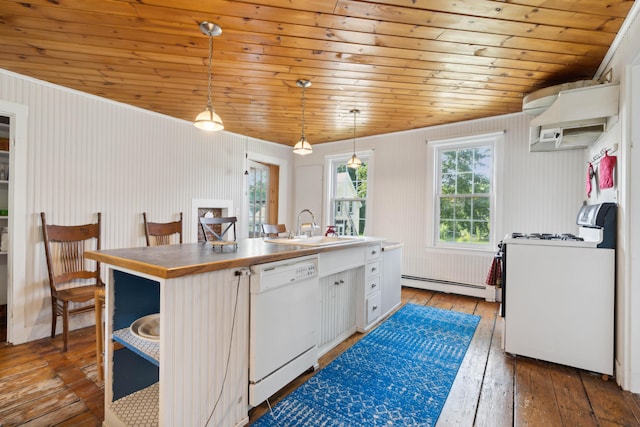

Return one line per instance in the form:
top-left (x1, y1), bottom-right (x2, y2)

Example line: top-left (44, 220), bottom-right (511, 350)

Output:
top-left (485, 255), bottom-right (502, 287)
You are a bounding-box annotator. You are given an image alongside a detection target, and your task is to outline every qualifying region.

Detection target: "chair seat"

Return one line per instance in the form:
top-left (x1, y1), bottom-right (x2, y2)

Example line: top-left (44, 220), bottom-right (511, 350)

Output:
top-left (210, 241), bottom-right (238, 246)
top-left (209, 240), bottom-right (238, 251)
top-left (54, 284), bottom-right (103, 303)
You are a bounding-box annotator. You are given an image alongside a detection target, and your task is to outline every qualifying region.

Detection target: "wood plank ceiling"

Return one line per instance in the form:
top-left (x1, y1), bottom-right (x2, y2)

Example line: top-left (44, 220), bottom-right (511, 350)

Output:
top-left (0, 0), bottom-right (635, 146)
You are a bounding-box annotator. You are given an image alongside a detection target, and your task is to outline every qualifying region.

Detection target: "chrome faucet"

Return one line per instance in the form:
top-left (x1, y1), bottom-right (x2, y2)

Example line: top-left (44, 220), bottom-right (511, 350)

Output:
top-left (296, 209), bottom-right (318, 237)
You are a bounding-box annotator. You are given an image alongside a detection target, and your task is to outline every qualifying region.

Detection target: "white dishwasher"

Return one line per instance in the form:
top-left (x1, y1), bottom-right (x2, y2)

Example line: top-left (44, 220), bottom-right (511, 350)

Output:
top-left (249, 254), bottom-right (319, 407)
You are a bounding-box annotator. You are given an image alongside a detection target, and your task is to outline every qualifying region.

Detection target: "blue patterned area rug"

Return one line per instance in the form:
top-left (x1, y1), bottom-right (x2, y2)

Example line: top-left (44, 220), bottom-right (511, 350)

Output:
top-left (252, 303), bottom-right (480, 427)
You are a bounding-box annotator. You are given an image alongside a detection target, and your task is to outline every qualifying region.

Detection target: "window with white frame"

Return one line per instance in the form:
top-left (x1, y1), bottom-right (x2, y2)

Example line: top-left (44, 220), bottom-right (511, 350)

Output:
top-left (328, 154), bottom-right (370, 236)
top-left (433, 133), bottom-right (498, 248)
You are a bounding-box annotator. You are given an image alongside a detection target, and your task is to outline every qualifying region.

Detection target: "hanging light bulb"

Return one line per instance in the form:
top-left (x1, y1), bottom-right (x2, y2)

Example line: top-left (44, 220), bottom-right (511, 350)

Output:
top-left (293, 79), bottom-right (313, 155)
top-left (347, 108), bottom-right (362, 169)
top-left (194, 22), bottom-right (224, 131)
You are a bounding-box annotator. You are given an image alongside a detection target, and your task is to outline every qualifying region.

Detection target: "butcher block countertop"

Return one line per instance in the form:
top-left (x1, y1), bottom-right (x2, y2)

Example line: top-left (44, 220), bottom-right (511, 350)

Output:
top-left (86, 237), bottom-right (384, 279)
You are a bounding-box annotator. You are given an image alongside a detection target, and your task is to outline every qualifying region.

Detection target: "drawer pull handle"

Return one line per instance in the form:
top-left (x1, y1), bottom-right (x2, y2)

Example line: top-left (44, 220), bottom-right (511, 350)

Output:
top-left (371, 266), bottom-right (377, 272)
top-left (334, 279), bottom-right (344, 286)
top-left (370, 283), bottom-right (377, 288)
top-left (371, 250), bottom-right (378, 255)
top-left (372, 305), bottom-right (378, 311)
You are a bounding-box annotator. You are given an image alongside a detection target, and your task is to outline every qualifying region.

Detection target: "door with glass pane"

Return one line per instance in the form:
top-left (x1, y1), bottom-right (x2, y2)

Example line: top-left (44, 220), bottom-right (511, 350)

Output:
top-left (247, 160), bottom-right (269, 237)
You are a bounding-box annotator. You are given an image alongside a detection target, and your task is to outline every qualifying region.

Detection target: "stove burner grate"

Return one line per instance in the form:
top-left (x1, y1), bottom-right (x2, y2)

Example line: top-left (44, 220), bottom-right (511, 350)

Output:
top-left (510, 232), bottom-right (583, 241)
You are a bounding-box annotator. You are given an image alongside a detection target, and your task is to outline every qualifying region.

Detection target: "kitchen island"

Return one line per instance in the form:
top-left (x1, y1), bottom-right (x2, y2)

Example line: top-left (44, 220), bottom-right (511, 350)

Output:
top-left (87, 236), bottom-right (398, 427)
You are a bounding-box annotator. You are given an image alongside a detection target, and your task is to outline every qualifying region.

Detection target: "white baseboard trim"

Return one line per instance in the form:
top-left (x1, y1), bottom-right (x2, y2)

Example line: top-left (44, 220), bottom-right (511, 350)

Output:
top-left (402, 277), bottom-right (486, 299)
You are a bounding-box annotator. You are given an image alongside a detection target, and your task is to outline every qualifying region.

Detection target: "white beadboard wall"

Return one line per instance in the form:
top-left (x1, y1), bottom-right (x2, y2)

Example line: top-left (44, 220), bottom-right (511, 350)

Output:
top-left (0, 69), bottom-right (293, 343)
top-left (1, 66), bottom-right (586, 341)
top-left (295, 113), bottom-right (585, 295)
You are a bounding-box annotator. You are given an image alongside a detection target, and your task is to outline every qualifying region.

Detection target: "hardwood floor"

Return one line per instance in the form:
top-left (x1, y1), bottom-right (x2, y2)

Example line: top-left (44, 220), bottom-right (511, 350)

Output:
top-left (0, 326), bottom-right (103, 426)
top-left (1, 287), bottom-right (639, 426)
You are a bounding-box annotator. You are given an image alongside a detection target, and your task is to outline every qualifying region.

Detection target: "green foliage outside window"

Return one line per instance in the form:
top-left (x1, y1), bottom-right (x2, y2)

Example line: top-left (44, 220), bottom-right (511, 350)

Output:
top-left (438, 147), bottom-right (492, 245)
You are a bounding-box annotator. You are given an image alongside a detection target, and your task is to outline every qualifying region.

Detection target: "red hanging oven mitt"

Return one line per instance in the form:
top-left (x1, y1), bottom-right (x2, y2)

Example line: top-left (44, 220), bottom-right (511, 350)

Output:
top-left (599, 152), bottom-right (617, 189)
top-left (586, 162), bottom-right (594, 197)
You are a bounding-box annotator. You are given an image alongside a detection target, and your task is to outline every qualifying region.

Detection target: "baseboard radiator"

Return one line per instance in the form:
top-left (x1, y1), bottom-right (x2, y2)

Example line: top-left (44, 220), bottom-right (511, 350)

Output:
top-left (402, 275), bottom-right (486, 298)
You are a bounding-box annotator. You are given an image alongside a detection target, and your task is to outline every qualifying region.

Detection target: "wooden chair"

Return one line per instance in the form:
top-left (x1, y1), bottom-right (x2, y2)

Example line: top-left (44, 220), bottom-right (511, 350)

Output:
top-left (262, 223), bottom-right (287, 237)
top-left (199, 216), bottom-right (238, 250)
top-left (40, 212), bottom-right (103, 352)
top-left (143, 212), bottom-right (183, 246)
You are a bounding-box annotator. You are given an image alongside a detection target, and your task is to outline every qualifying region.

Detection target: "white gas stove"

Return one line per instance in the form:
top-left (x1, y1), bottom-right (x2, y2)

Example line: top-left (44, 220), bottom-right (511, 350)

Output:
top-left (503, 202), bottom-right (616, 249)
top-left (502, 202), bottom-right (616, 375)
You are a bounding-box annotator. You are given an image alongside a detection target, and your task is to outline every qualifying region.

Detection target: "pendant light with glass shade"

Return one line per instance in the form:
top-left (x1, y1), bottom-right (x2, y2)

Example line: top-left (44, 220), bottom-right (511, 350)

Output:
top-left (347, 108), bottom-right (362, 169)
top-left (194, 22), bottom-right (224, 131)
top-left (293, 79), bottom-right (313, 155)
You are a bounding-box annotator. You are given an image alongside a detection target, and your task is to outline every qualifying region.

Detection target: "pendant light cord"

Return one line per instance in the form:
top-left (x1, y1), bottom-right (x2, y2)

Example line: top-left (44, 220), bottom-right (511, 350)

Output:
top-left (293, 79), bottom-right (312, 154)
top-left (352, 109), bottom-right (357, 152)
top-left (206, 34), bottom-right (213, 107)
top-left (301, 84), bottom-right (306, 139)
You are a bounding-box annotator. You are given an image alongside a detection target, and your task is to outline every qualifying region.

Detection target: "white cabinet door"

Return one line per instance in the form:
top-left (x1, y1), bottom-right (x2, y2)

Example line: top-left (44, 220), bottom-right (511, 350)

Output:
top-left (381, 245), bottom-right (402, 316)
top-left (318, 270), bottom-right (357, 355)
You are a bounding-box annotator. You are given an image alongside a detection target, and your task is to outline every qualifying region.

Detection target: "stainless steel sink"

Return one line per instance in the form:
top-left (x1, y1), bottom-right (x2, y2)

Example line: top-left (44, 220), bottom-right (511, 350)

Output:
top-left (264, 235), bottom-right (362, 247)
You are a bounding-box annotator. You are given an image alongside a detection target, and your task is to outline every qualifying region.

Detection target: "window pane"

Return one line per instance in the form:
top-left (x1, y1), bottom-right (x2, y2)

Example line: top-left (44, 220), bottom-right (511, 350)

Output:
top-left (440, 151), bottom-right (457, 174)
top-left (455, 197), bottom-right (471, 220)
top-left (455, 221), bottom-right (472, 241)
top-left (473, 147), bottom-right (492, 194)
top-left (456, 172), bottom-right (473, 194)
top-left (473, 197), bottom-right (490, 221)
top-left (436, 140), bottom-right (494, 246)
top-left (439, 220), bottom-right (456, 242)
top-left (333, 199), bottom-right (365, 236)
top-left (473, 220), bottom-right (490, 243)
top-left (438, 197), bottom-right (491, 244)
top-left (356, 201), bottom-right (366, 236)
top-left (332, 158), bottom-right (369, 236)
top-left (441, 173), bottom-right (456, 194)
top-left (474, 172), bottom-right (491, 194)
top-left (440, 197), bottom-right (454, 220)
top-left (457, 149), bottom-right (474, 172)
top-left (248, 164), bottom-right (269, 237)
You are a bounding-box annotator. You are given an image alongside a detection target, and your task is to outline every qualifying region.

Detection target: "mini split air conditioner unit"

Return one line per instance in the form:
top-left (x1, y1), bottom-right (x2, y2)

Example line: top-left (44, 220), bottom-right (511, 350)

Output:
top-left (523, 80), bottom-right (619, 152)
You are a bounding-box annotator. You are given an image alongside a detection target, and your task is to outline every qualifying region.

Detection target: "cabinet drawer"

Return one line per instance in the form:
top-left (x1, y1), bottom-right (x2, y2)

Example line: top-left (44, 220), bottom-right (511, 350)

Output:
top-left (319, 247), bottom-right (365, 277)
top-left (366, 292), bottom-right (382, 324)
top-left (366, 259), bottom-right (380, 277)
top-left (366, 275), bottom-right (380, 297)
top-left (366, 244), bottom-right (382, 262)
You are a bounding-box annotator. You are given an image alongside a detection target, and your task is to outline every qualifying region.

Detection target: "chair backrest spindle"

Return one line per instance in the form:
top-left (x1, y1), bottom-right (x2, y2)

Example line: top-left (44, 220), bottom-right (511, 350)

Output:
top-left (41, 213), bottom-right (102, 289)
